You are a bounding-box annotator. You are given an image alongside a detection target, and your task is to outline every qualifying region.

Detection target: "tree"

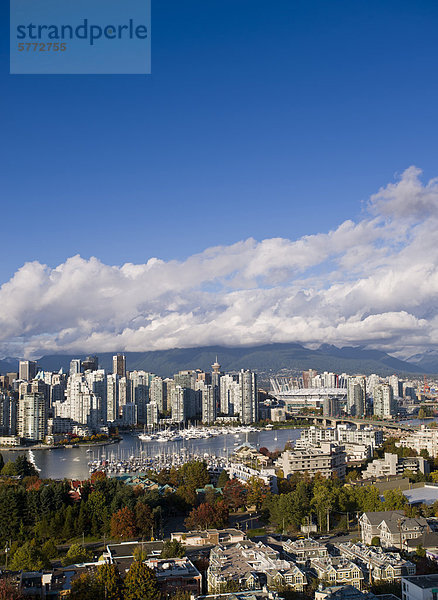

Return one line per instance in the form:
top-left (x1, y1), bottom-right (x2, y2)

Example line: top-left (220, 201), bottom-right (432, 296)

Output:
top-left (0, 453), bottom-right (4, 472)
top-left (42, 538), bottom-right (58, 559)
top-left (217, 470), bottom-right (230, 488)
top-left (371, 536), bottom-right (380, 546)
top-left (0, 578), bottom-right (23, 600)
top-left (135, 501), bottom-right (154, 537)
top-left (1, 462), bottom-right (17, 476)
top-left (95, 563), bottom-right (123, 600)
top-left (184, 502), bottom-right (222, 530)
top-left (10, 540), bottom-right (50, 571)
top-left (160, 540), bottom-right (186, 559)
top-left (416, 544), bottom-right (426, 558)
top-left (124, 560), bottom-right (160, 600)
top-left (71, 573), bottom-right (103, 600)
top-left (110, 507), bottom-right (137, 540)
top-left (223, 479), bottom-right (247, 510)
top-left (383, 489), bottom-right (407, 511)
top-left (14, 456), bottom-right (38, 478)
top-left (62, 543), bottom-right (92, 566)
top-left (246, 476), bottom-right (270, 510)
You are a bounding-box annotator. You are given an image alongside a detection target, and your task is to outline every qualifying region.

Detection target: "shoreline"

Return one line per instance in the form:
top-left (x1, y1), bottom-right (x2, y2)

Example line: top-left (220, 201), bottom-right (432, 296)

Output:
top-left (0, 438), bottom-right (120, 452)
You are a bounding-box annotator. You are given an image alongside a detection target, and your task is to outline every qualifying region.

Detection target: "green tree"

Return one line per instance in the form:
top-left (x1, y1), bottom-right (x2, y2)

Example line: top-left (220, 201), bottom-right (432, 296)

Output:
top-left (217, 470), bottom-right (230, 488)
top-left (41, 538), bottom-right (58, 559)
top-left (14, 456), bottom-right (38, 478)
top-left (71, 573), bottom-right (103, 600)
top-left (0, 453), bottom-right (4, 472)
top-left (383, 488), bottom-right (407, 511)
top-left (371, 536), bottom-right (380, 546)
top-left (95, 563), bottom-right (123, 600)
top-left (62, 543), bottom-right (92, 566)
top-left (160, 540), bottom-right (186, 559)
top-left (1, 462), bottom-right (17, 476)
top-left (124, 560), bottom-right (160, 600)
top-left (10, 540), bottom-right (50, 571)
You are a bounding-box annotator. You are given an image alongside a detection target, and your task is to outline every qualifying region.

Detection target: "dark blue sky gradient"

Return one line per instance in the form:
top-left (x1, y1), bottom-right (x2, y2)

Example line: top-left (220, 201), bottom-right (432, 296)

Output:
top-left (1, 0), bottom-right (437, 281)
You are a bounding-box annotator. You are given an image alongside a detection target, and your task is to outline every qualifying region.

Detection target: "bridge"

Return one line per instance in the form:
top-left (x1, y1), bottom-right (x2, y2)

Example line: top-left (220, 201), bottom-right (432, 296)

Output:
top-left (289, 414), bottom-right (417, 433)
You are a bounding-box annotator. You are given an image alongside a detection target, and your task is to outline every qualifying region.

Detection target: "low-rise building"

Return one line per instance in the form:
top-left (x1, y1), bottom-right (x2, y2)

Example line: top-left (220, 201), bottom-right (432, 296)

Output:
top-left (402, 574), bottom-right (438, 600)
top-left (207, 540), bottom-right (307, 594)
top-left (397, 427), bottom-right (438, 458)
top-left (403, 532), bottom-right (438, 561)
top-left (336, 541), bottom-right (416, 581)
top-left (360, 510), bottom-right (429, 549)
top-left (144, 557), bottom-right (202, 597)
top-left (362, 453), bottom-right (429, 479)
top-left (360, 510), bottom-right (403, 545)
top-left (283, 537), bottom-right (329, 564)
top-left (276, 442), bottom-right (346, 479)
top-left (310, 556), bottom-right (364, 589)
top-left (171, 528), bottom-right (246, 547)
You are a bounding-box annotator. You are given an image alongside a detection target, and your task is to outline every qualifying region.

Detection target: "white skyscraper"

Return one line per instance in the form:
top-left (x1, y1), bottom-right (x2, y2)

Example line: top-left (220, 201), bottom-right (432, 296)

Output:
top-left (18, 393), bottom-right (46, 441)
top-left (239, 369), bottom-right (258, 425)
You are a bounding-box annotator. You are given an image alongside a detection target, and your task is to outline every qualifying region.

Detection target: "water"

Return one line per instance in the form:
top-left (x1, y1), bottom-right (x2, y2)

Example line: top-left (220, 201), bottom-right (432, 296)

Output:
top-left (9, 428), bottom-right (302, 480)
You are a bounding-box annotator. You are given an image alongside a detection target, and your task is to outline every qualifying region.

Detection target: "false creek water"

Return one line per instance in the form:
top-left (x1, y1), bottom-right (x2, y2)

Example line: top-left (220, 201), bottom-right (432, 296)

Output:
top-left (12, 428), bottom-right (303, 480)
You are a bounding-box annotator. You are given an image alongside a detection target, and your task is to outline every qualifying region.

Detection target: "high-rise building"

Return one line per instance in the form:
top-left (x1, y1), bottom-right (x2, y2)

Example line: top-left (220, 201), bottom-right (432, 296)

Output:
top-left (347, 376), bottom-right (366, 417)
top-left (112, 354), bottom-right (126, 378)
top-left (82, 355), bottom-right (99, 372)
top-left (19, 360), bottom-right (37, 381)
top-left (146, 401), bottom-right (159, 426)
top-left (239, 369), bottom-right (258, 424)
top-left (373, 384), bottom-right (396, 418)
top-left (129, 371), bottom-right (150, 424)
top-left (150, 377), bottom-right (165, 412)
top-left (107, 374), bottom-right (119, 423)
top-left (219, 374), bottom-right (240, 415)
top-left (18, 393), bottom-right (46, 441)
top-left (69, 359), bottom-right (82, 376)
top-left (211, 357), bottom-right (222, 415)
top-left (198, 382), bottom-right (216, 424)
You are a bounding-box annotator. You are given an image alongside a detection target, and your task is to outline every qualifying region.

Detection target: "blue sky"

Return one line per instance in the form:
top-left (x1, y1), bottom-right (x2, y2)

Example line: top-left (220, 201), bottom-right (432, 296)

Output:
top-left (1, 1), bottom-right (438, 357)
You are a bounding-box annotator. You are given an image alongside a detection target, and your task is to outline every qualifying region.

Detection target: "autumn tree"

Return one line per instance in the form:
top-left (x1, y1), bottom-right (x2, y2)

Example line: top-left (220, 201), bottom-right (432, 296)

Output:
top-left (110, 507), bottom-right (137, 540)
top-left (223, 479), bottom-right (247, 511)
top-left (185, 501), bottom-right (228, 530)
top-left (124, 560), bottom-right (160, 600)
top-left (135, 501), bottom-right (154, 537)
top-left (246, 476), bottom-right (270, 510)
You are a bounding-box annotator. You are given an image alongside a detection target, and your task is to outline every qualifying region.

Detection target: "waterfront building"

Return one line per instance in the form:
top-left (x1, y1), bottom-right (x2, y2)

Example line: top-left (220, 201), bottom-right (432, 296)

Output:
top-left (18, 392), bottom-right (46, 441)
top-left (276, 442), bottom-right (347, 479)
top-left (219, 373), bottom-right (240, 415)
top-left (199, 381), bottom-right (216, 424)
top-left (129, 371), bottom-right (149, 424)
top-left (146, 401), bottom-right (159, 426)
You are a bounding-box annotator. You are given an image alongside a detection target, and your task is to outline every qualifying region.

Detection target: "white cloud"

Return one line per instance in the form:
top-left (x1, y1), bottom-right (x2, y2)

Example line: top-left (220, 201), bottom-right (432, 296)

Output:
top-left (1, 166), bottom-right (438, 358)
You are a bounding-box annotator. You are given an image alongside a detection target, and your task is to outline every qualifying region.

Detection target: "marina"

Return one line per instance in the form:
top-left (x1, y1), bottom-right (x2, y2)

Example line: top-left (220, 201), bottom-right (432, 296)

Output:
top-left (15, 427), bottom-right (302, 480)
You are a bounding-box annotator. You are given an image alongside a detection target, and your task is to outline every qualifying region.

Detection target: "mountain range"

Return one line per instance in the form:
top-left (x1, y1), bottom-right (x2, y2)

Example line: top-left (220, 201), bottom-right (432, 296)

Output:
top-left (0, 342), bottom-right (433, 378)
